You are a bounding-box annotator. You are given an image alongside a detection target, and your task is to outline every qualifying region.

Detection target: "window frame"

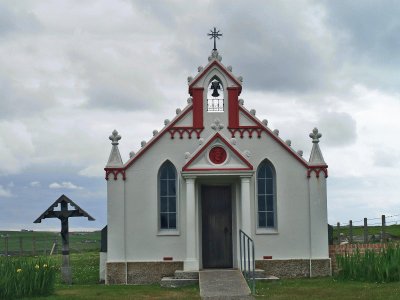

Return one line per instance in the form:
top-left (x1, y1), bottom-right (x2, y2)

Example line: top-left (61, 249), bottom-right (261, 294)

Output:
top-left (255, 159), bottom-right (278, 234)
top-left (157, 160), bottom-right (180, 235)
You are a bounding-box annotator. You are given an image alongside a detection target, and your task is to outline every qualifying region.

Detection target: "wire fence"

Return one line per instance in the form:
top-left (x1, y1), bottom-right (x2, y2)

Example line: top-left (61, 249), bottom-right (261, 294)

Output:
top-left (331, 214), bottom-right (400, 245)
top-left (0, 231), bottom-right (101, 256)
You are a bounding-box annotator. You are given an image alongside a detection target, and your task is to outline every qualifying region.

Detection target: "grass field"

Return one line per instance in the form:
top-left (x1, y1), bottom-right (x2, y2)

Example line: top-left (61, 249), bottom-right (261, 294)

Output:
top-left (12, 251), bottom-right (399, 300)
top-left (333, 225), bottom-right (400, 238)
top-left (0, 231), bottom-right (101, 255)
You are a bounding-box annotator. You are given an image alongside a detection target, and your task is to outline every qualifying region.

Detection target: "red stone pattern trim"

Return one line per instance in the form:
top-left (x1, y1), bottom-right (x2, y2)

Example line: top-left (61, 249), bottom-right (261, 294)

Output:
top-left (307, 167), bottom-right (328, 178)
top-left (168, 127), bottom-right (204, 139)
top-left (228, 126), bottom-right (263, 138)
top-left (105, 168), bottom-right (126, 181)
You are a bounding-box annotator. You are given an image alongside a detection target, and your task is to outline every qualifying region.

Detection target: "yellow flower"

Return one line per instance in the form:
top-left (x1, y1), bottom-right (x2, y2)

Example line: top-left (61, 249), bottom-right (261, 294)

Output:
top-left (43, 264), bottom-right (48, 268)
top-left (17, 269), bottom-right (22, 273)
top-left (35, 264), bottom-right (39, 269)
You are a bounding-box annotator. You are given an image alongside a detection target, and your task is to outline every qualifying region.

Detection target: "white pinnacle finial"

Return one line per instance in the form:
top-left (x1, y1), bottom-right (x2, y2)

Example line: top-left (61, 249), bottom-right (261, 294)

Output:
top-left (309, 128), bottom-right (322, 143)
top-left (109, 130), bottom-right (121, 145)
top-left (106, 130), bottom-right (123, 167)
top-left (309, 127), bottom-right (326, 165)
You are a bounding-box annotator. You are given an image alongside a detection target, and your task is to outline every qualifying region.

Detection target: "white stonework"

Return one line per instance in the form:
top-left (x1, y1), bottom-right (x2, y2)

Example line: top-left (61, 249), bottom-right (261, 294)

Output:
top-left (105, 49), bottom-right (330, 283)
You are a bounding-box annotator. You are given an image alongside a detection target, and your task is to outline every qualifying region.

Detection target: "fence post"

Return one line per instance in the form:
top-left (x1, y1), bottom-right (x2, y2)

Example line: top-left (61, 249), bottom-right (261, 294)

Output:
top-left (363, 218), bottom-right (368, 243)
top-left (349, 220), bottom-right (353, 244)
top-left (19, 237), bottom-right (23, 256)
top-left (381, 215), bottom-right (386, 243)
top-left (337, 222), bottom-right (341, 244)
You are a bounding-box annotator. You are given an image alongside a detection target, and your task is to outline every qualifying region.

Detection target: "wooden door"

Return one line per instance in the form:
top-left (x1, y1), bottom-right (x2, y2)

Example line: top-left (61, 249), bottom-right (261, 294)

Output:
top-left (201, 185), bottom-right (233, 268)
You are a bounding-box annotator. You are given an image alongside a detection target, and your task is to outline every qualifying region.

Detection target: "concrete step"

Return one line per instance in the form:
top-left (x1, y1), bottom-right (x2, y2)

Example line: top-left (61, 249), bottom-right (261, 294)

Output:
top-left (174, 270), bottom-right (199, 279)
top-left (199, 269), bottom-right (251, 299)
top-left (255, 275), bottom-right (280, 281)
top-left (160, 277), bottom-right (198, 288)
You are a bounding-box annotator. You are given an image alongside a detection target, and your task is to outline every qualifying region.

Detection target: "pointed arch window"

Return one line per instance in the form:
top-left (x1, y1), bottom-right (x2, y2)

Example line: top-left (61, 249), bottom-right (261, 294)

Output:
top-left (207, 76), bottom-right (224, 112)
top-left (257, 160), bottom-right (276, 229)
top-left (159, 161), bottom-right (177, 230)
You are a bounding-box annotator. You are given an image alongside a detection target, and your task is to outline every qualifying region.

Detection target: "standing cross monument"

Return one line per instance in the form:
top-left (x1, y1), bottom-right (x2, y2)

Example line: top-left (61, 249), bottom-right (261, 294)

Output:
top-left (34, 194), bottom-right (95, 284)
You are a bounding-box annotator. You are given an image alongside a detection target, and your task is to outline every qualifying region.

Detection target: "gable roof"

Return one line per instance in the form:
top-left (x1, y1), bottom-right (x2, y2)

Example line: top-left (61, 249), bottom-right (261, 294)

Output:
top-left (189, 60), bottom-right (242, 95)
top-left (119, 103), bottom-right (194, 171)
top-left (182, 132), bottom-right (253, 172)
top-left (238, 106), bottom-right (310, 169)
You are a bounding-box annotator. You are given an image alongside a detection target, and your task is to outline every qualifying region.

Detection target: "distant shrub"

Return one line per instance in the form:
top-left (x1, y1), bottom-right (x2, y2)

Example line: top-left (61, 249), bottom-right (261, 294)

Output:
top-left (0, 256), bottom-right (56, 299)
top-left (336, 244), bottom-right (400, 282)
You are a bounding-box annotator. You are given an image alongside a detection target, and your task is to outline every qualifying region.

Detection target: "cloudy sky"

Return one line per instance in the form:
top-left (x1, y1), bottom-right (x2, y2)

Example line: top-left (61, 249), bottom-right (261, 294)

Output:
top-left (0, 0), bottom-right (399, 231)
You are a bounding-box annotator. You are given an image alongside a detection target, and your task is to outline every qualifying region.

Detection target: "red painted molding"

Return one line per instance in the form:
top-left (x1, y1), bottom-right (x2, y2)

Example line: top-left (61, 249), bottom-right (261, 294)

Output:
top-left (123, 105), bottom-right (193, 170)
top-left (228, 126), bottom-right (263, 138)
top-left (192, 88), bottom-right (204, 128)
top-left (228, 87), bottom-right (240, 128)
top-left (238, 106), bottom-right (310, 169)
top-left (168, 127), bottom-right (204, 139)
top-left (307, 166), bottom-right (328, 178)
top-left (263, 256), bottom-right (272, 260)
top-left (189, 60), bottom-right (242, 95)
top-left (104, 168), bottom-right (126, 181)
top-left (182, 132), bottom-right (253, 172)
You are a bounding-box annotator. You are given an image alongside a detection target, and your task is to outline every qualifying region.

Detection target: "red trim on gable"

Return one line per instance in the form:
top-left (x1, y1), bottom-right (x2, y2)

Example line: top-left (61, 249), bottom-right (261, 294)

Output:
top-left (182, 132), bottom-right (253, 172)
top-left (168, 127), bottom-right (204, 139)
top-left (228, 87), bottom-right (240, 128)
top-left (228, 126), bottom-right (263, 138)
top-left (307, 166), bottom-right (328, 178)
top-left (237, 106), bottom-right (310, 169)
top-left (189, 60), bottom-right (242, 95)
top-left (123, 105), bottom-right (193, 170)
top-left (104, 168), bottom-right (126, 181)
top-left (191, 88), bottom-right (204, 128)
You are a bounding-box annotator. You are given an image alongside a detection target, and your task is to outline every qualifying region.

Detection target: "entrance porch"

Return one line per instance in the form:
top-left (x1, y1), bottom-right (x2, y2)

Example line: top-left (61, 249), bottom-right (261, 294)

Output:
top-left (182, 172), bottom-right (253, 271)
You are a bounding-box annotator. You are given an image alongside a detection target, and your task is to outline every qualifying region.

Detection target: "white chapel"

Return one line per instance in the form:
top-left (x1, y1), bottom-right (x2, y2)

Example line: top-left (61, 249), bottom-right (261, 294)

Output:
top-left (103, 41), bottom-right (330, 284)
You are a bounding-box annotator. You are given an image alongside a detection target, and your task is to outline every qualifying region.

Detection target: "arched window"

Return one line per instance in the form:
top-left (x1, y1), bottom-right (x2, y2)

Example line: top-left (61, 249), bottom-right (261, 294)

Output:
top-left (207, 76), bottom-right (224, 112)
top-left (257, 160), bottom-right (276, 228)
top-left (159, 161), bottom-right (177, 230)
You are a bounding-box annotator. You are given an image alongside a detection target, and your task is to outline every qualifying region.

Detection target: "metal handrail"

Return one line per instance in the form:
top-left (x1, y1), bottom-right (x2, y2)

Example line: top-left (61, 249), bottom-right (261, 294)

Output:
top-left (239, 229), bottom-right (255, 294)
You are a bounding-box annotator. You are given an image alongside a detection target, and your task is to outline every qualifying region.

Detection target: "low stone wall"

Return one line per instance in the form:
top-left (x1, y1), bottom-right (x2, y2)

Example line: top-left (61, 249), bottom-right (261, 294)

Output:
top-left (106, 261), bottom-right (183, 284)
top-left (329, 243), bottom-right (387, 273)
top-left (255, 259), bottom-right (331, 278)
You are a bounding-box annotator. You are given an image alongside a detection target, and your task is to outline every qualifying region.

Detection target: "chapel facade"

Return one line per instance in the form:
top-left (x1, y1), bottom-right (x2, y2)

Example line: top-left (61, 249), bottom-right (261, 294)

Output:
top-left (103, 48), bottom-right (330, 284)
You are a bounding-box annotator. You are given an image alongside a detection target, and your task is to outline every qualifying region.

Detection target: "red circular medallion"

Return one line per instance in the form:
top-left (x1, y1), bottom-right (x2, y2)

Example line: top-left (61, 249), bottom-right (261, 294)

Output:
top-left (209, 146), bottom-right (227, 164)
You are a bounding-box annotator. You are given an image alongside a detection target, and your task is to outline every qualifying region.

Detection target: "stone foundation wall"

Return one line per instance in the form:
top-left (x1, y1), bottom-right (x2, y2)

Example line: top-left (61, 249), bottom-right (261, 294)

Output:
top-left (255, 259), bottom-right (331, 278)
top-left (106, 261), bottom-right (183, 284)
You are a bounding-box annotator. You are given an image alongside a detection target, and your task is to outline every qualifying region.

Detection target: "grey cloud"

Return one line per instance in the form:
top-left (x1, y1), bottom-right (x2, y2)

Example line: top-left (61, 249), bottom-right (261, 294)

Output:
top-left (373, 149), bottom-right (399, 167)
top-left (0, 75), bottom-right (55, 119)
top-left (162, 0), bottom-right (335, 94)
top-left (317, 112), bottom-right (357, 146)
top-left (324, 0), bottom-right (400, 89)
top-left (0, 2), bottom-right (41, 35)
top-left (67, 47), bottom-right (165, 111)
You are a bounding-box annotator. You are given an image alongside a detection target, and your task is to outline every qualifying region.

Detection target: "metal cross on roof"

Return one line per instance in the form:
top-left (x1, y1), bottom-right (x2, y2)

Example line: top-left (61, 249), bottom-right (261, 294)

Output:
top-left (208, 27), bottom-right (222, 51)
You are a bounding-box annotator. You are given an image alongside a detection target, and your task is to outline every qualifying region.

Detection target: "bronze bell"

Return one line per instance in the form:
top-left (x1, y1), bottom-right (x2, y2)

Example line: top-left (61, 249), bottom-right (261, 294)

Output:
top-left (211, 81), bottom-right (221, 97)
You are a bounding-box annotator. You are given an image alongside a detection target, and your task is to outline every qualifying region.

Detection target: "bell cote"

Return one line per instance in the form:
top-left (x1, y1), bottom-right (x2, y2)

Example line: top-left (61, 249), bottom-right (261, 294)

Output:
top-left (188, 50), bottom-right (242, 129)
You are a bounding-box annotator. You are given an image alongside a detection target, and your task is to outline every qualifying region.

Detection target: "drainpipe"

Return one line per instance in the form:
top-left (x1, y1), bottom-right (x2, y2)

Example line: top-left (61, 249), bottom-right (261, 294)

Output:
top-left (307, 179), bottom-right (312, 278)
top-left (124, 181), bottom-right (128, 284)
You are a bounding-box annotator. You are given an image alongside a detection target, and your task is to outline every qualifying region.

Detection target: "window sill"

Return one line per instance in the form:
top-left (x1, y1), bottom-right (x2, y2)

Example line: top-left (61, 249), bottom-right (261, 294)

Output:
top-left (157, 230), bottom-right (180, 236)
top-left (256, 228), bottom-right (278, 235)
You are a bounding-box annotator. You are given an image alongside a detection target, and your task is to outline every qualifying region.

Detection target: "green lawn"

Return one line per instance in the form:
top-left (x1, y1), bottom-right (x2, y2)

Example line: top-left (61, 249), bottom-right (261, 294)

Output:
top-left (255, 278), bottom-right (400, 300)
top-left (9, 251), bottom-right (400, 299)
